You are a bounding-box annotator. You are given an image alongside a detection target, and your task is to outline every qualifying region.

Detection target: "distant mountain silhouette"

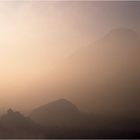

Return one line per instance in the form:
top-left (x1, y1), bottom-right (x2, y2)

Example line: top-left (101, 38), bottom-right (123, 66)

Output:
top-left (31, 99), bottom-right (86, 127)
top-left (50, 28), bottom-right (140, 116)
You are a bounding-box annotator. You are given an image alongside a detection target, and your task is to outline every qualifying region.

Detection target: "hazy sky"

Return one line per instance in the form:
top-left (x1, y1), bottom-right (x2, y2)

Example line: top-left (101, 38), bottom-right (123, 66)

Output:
top-left (0, 1), bottom-right (140, 111)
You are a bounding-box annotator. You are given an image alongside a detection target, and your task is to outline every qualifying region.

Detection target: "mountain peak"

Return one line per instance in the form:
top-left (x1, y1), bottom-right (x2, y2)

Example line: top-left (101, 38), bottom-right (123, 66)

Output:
top-left (7, 108), bottom-right (14, 114)
top-left (45, 98), bottom-right (80, 113)
top-left (48, 98), bottom-right (75, 106)
top-left (104, 28), bottom-right (139, 41)
top-left (31, 98), bottom-right (82, 127)
top-left (110, 28), bottom-right (137, 34)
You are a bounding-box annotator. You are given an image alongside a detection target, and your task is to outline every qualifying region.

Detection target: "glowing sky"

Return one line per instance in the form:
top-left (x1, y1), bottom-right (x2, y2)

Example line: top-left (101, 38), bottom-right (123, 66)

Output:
top-left (0, 1), bottom-right (139, 111)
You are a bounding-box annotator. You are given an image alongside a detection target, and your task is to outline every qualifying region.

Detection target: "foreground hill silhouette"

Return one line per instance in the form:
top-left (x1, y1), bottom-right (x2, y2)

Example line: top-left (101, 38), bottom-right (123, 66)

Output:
top-left (0, 109), bottom-right (34, 128)
top-left (0, 109), bottom-right (43, 138)
top-left (0, 99), bottom-right (139, 138)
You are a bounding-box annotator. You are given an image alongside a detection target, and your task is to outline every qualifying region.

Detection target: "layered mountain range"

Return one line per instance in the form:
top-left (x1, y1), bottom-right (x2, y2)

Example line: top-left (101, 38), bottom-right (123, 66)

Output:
top-left (0, 28), bottom-right (139, 138)
top-left (0, 98), bottom-right (139, 138)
